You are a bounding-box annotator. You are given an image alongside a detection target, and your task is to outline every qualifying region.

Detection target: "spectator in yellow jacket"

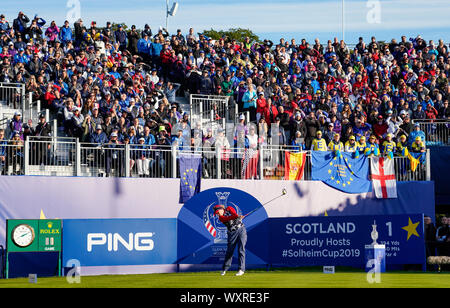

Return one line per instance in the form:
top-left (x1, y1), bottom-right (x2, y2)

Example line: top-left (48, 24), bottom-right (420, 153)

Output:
top-left (311, 131), bottom-right (328, 151)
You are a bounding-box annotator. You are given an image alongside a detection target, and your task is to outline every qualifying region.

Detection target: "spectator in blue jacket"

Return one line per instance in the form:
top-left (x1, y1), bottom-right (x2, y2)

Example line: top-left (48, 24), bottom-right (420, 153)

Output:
top-left (0, 14), bottom-right (10, 35)
top-left (13, 11), bottom-right (30, 40)
top-left (59, 20), bottom-right (73, 45)
top-left (150, 37), bottom-right (163, 68)
top-left (408, 124), bottom-right (426, 146)
top-left (137, 33), bottom-right (151, 61)
top-left (114, 24), bottom-right (128, 52)
top-left (89, 124), bottom-right (108, 145)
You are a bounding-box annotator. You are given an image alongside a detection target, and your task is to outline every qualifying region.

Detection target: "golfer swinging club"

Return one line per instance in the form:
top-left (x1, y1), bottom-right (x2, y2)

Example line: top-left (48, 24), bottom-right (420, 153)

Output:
top-left (214, 203), bottom-right (247, 276)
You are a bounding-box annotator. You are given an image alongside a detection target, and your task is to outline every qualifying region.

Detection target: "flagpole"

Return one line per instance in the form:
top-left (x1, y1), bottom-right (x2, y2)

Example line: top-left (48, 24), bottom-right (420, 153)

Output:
top-left (342, 0), bottom-right (345, 42)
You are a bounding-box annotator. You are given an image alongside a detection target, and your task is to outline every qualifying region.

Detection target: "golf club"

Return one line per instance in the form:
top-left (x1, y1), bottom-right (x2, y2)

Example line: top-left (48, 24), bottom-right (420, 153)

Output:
top-left (242, 188), bottom-right (287, 218)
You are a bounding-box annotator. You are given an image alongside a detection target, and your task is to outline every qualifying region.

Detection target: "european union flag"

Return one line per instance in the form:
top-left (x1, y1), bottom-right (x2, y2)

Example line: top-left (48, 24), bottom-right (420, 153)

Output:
top-left (179, 153), bottom-right (202, 203)
top-left (311, 151), bottom-right (372, 194)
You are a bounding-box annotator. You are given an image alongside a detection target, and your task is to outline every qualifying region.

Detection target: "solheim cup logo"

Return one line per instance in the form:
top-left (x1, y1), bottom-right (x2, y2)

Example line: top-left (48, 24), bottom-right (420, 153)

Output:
top-left (203, 192), bottom-right (241, 244)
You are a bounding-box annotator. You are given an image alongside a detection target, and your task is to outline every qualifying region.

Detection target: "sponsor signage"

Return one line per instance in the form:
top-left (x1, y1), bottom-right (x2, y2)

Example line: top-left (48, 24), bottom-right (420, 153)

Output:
top-left (269, 214), bottom-right (425, 267)
top-left (7, 219), bottom-right (62, 252)
top-left (62, 218), bottom-right (177, 266)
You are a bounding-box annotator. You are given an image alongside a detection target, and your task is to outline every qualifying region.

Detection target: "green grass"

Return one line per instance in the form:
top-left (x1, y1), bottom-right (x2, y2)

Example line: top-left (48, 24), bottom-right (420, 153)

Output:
top-left (0, 269), bottom-right (449, 288)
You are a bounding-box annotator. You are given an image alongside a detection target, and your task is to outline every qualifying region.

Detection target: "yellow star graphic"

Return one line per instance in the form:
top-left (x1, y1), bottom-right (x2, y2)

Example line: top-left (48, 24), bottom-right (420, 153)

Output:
top-left (402, 217), bottom-right (420, 241)
top-left (328, 169), bottom-right (332, 174)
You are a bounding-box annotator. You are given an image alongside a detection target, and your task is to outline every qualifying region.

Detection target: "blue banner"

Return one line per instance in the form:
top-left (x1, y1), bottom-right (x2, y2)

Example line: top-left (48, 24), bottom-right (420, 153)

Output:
top-left (269, 214), bottom-right (425, 267)
top-left (62, 219), bottom-right (177, 267)
top-left (311, 151), bottom-right (372, 193)
top-left (177, 187), bottom-right (268, 266)
top-left (179, 153), bottom-right (202, 203)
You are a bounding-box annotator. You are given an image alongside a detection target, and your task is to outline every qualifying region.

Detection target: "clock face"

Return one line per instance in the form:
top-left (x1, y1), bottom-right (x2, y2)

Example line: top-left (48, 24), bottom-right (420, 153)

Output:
top-left (11, 224), bottom-right (35, 248)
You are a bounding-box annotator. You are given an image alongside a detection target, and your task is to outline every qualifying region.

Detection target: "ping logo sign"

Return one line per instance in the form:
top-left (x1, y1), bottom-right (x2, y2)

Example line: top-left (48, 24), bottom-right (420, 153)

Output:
top-left (87, 232), bottom-right (155, 252)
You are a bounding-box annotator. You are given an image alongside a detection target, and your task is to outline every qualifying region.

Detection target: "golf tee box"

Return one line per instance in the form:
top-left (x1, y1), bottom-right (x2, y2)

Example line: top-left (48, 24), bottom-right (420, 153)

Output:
top-left (364, 244), bottom-right (386, 273)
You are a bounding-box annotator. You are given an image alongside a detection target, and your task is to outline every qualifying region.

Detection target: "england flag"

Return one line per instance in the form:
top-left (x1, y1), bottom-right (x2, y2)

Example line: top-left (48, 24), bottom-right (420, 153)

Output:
top-left (370, 157), bottom-right (397, 199)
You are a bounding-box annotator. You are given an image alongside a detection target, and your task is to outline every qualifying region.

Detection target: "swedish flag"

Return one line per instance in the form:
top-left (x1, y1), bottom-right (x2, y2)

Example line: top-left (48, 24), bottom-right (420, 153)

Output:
top-left (311, 151), bottom-right (372, 193)
top-left (179, 153), bottom-right (202, 203)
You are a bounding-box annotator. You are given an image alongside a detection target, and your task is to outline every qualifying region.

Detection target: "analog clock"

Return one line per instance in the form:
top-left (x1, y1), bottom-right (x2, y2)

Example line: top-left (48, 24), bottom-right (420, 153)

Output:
top-left (11, 224), bottom-right (35, 248)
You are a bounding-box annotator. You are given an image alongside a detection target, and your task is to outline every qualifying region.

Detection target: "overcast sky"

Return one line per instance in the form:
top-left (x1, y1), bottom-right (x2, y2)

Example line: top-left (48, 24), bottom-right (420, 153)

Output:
top-left (1, 0), bottom-right (449, 44)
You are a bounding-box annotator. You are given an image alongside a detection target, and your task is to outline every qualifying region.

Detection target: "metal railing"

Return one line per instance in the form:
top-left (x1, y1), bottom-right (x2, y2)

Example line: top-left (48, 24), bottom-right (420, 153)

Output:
top-left (189, 94), bottom-right (235, 131)
top-left (0, 142), bottom-right (24, 176)
top-left (0, 83), bottom-right (25, 110)
top-left (0, 137), bottom-right (431, 181)
top-left (412, 119), bottom-right (450, 146)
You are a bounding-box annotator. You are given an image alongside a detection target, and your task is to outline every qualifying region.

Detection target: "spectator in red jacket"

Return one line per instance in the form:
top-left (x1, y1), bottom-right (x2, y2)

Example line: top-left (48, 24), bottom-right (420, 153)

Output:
top-left (256, 91), bottom-right (267, 123)
top-left (425, 103), bottom-right (438, 121)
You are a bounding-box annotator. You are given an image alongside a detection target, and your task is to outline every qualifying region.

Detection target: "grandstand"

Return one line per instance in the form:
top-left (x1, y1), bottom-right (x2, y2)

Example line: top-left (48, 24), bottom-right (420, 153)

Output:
top-left (0, 9), bottom-right (449, 287)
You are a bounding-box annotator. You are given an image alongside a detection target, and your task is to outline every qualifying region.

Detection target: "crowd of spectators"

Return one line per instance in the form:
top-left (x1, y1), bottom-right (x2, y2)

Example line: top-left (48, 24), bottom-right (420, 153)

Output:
top-left (0, 12), bottom-right (449, 259)
top-left (0, 11), bottom-right (449, 162)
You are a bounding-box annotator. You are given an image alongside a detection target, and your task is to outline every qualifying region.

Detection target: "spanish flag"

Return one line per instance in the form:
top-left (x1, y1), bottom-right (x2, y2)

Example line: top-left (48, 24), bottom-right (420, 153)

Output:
top-left (284, 152), bottom-right (307, 180)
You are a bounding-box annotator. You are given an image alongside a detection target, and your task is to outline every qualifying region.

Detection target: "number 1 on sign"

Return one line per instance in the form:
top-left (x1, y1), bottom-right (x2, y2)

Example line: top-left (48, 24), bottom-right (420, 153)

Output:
top-left (386, 222), bottom-right (392, 237)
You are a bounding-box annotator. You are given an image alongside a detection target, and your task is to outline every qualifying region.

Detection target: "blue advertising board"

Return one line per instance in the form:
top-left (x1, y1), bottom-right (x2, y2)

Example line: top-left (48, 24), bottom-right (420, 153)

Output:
top-left (269, 214), bottom-right (425, 268)
top-left (62, 218), bottom-right (177, 267)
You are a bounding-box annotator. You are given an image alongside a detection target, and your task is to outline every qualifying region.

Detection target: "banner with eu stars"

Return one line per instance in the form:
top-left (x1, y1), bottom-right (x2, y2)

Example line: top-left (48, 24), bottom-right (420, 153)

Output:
top-left (179, 153), bottom-right (202, 203)
top-left (311, 151), bottom-right (372, 194)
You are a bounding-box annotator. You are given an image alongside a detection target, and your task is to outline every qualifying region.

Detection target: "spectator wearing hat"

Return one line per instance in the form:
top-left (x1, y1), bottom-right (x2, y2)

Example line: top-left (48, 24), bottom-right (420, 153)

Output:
top-left (345, 135), bottom-right (357, 153)
top-left (70, 107), bottom-right (85, 139)
top-left (382, 133), bottom-right (396, 159)
top-left (323, 122), bottom-right (335, 144)
top-left (9, 111), bottom-right (23, 140)
top-left (311, 130), bottom-right (327, 151)
top-left (32, 113), bottom-right (52, 164)
top-left (425, 103), bottom-right (438, 121)
top-left (134, 136), bottom-right (151, 177)
top-left (198, 69), bottom-right (214, 95)
top-left (0, 14), bottom-right (10, 35)
top-left (408, 124), bottom-right (426, 147)
top-left (291, 130), bottom-right (306, 152)
top-left (372, 115), bottom-right (388, 142)
top-left (328, 132), bottom-right (344, 157)
top-left (114, 24), bottom-right (128, 52)
top-left (411, 136), bottom-right (426, 153)
top-left (89, 124), bottom-right (108, 145)
top-left (352, 118), bottom-right (372, 143)
top-left (396, 135), bottom-right (409, 157)
top-left (104, 131), bottom-right (125, 177)
top-left (127, 25), bottom-right (140, 55)
top-left (356, 135), bottom-right (367, 154)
